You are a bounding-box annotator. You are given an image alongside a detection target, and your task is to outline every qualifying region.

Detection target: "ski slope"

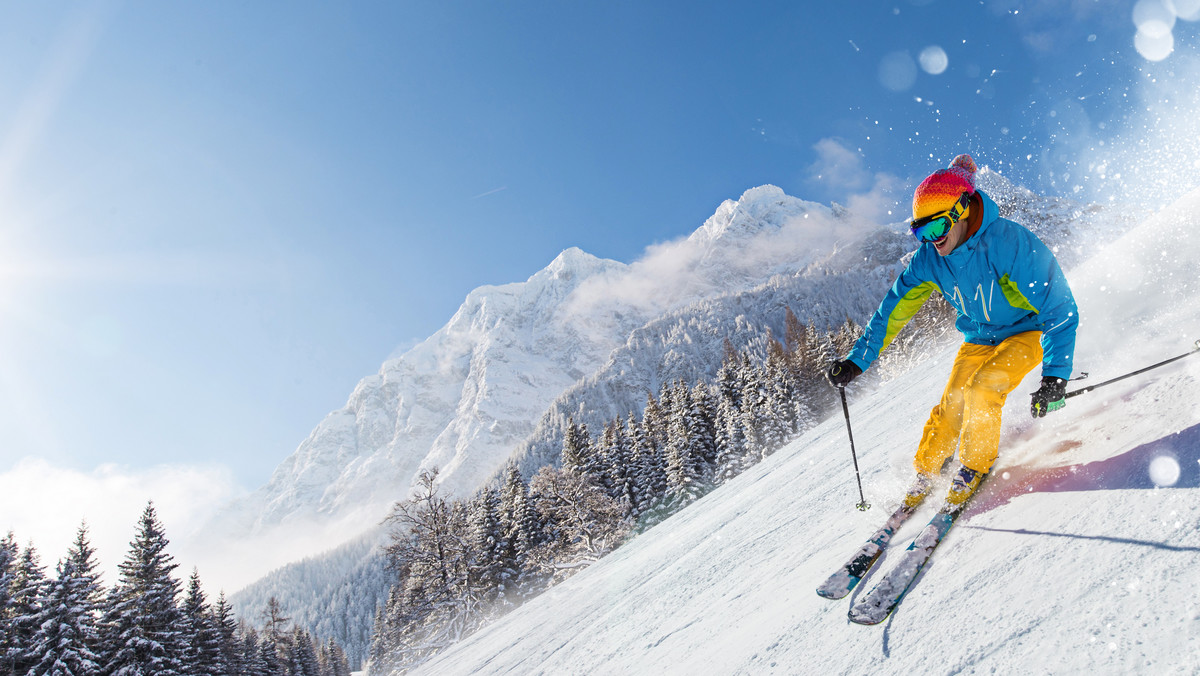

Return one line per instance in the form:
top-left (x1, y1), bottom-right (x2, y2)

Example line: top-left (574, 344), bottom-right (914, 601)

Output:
top-left (406, 190), bottom-right (1200, 675)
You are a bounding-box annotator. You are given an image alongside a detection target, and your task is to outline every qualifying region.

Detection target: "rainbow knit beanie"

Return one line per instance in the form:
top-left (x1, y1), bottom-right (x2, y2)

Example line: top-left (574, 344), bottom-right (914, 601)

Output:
top-left (912, 154), bottom-right (978, 219)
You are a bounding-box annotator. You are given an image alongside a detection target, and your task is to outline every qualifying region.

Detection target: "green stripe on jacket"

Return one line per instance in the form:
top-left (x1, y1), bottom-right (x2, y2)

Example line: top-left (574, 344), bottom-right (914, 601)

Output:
top-left (881, 281), bottom-right (941, 352)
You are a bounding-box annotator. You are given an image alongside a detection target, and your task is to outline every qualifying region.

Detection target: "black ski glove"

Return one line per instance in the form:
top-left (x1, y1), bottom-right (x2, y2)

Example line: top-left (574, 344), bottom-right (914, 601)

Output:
top-left (826, 360), bottom-right (863, 388)
top-left (1030, 376), bottom-right (1068, 418)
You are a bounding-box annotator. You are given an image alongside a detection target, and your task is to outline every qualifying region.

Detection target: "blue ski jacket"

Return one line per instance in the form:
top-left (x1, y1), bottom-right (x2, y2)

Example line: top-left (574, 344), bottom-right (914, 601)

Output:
top-left (846, 189), bottom-right (1078, 380)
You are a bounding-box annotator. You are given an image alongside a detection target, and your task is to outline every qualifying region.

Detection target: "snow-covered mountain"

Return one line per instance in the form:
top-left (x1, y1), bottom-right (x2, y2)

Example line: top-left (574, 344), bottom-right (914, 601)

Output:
top-left (199, 170), bottom-right (1138, 596)
top-left (195, 186), bottom-right (850, 581)
top-left (404, 184), bottom-right (1200, 676)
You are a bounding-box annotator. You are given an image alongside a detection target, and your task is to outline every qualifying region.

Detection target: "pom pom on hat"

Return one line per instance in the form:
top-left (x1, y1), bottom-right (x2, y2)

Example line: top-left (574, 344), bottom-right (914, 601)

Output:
top-left (912, 154), bottom-right (978, 219)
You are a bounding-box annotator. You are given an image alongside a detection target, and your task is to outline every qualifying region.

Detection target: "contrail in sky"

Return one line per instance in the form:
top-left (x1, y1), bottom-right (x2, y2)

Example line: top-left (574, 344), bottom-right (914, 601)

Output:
top-left (471, 186), bottom-right (508, 199)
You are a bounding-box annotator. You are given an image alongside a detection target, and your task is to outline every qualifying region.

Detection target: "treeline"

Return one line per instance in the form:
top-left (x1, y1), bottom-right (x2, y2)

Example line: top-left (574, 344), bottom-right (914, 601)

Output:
top-left (369, 311), bottom-right (865, 674)
top-left (0, 504), bottom-right (350, 676)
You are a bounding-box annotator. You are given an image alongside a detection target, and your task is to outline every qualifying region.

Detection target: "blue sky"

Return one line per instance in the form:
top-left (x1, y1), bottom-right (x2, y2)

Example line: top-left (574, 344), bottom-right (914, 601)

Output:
top-left (3, 1), bottom-right (1200, 570)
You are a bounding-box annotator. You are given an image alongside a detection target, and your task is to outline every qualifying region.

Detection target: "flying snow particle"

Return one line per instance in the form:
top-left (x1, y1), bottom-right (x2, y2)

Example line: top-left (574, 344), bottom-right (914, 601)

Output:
top-left (918, 46), bottom-right (949, 75)
top-left (1148, 455), bottom-right (1181, 487)
top-left (878, 51), bottom-right (918, 92)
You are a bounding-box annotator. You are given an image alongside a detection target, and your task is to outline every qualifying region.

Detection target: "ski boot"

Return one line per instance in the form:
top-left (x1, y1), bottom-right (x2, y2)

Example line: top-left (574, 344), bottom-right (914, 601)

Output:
top-left (901, 473), bottom-right (934, 510)
top-left (945, 465), bottom-right (984, 509)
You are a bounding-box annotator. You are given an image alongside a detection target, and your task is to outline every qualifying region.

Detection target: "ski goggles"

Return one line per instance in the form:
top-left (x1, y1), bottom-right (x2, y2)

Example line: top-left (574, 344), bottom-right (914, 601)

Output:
top-left (909, 192), bottom-right (971, 243)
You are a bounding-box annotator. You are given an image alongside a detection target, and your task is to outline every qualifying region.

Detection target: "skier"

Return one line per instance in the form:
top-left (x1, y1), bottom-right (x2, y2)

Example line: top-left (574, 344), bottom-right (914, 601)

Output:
top-left (825, 154), bottom-right (1078, 510)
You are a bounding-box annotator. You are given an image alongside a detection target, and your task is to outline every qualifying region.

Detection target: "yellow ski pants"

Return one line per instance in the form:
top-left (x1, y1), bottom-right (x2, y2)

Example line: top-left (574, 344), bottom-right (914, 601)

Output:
top-left (914, 331), bottom-right (1043, 476)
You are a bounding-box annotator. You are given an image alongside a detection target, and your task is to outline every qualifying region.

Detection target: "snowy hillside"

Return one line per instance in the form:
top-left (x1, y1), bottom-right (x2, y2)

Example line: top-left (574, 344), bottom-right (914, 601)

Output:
top-left (404, 189), bottom-right (1200, 674)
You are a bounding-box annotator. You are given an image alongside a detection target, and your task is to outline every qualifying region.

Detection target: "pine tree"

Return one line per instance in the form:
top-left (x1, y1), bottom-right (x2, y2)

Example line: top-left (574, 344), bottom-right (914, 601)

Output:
top-left (103, 502), bottom-right (186, 676)
top-left (28, 524), bottom-right (104, 676)
top-left (256, 633), bottom-right (284, 676)
top-left (317, 637), bottom-right (350, 676)
top-left (1, 532), bottom-right (20, 676)
top-left (713, 354), bottom-right (748, 484)
top-left (626, 413), bottom-right (659, 515)
top-left (467, 487), bottom-right (506, 606)
top-left (801, 320), bottom-right (836, 412)
top-left (287, 628), bottom-right (320, 676)
top-left (636, 397), bottom-right (669, 504)
top-left (179, 569), bottom-right (221, 675)
top-left (240, 626), bottom-right (270, 676)
top-left (664, 382), bottom-right (705, 507)
top-left (689, 382), bottom-right (718, 471)
top-left (784, 307), bottom-right (807, 359)
top-left (559, 418), bottom-right (593, 481)
top-left (602, 419), bottom-right (638, 514)
top-left (738, 363), bottom-right (769, 458)
top-left (760, 341), bottom-right (795, 453)
top-left (498, 462), bottom-right (537, 598)
top-left (642, 392), bottom-right (669, 455)
top-left (7, 542), bottom-right (48, 675)
top-left (211, 592), bottom-right (241, 676)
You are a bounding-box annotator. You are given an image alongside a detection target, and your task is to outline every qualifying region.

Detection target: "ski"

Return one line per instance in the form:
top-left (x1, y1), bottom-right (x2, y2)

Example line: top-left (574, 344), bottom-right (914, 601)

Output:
top-left (847, 494), bottom-right (977, 625)
top-left (816, 502), bottom-right (919, 600)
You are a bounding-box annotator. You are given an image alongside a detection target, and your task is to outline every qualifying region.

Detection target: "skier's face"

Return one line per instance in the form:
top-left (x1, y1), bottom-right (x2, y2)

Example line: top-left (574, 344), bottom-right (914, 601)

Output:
top-left (932, 207), bottom-right (969, 256)
top-left (910, 191), bottom-right (970, 255)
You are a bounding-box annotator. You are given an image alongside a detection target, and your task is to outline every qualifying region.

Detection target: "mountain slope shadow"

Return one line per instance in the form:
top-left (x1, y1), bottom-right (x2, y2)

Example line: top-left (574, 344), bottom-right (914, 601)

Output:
top-left (968, 422), bottom-right (1200, 518)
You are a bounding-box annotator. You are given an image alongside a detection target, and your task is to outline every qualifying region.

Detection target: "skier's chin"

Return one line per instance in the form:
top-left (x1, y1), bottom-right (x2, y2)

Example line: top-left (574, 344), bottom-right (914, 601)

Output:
top-left (933, 237), bottom-right (952, 255)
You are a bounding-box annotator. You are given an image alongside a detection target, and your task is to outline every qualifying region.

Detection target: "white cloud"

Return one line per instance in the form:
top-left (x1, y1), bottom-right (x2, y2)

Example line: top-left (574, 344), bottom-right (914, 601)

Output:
top-left (0, 457), bottom-right (243, 590)
top-left (808, 138), bottom-right (904, 224)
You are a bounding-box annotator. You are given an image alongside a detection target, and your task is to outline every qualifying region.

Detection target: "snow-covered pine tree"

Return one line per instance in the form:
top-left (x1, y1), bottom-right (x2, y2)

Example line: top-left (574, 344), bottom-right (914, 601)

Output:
top-left (642, 392), bottom-right (668, 455)
top-left (601, 418), bottom-right (638, 515)
top-left (689, 381), bottom-right (719, 472)
top-left (211, 592), bottom-right (241, 676)
top-left (498, 462), bottom-right (538, 599)
top-left (664, 381), bottom-right (706, 508)
top-left (800, 320), bottom-right (837, 413)
top-left (713, 353), bottom-right (748, 484)
top-left (738, 361), bottom-right (770, 461)
top-left (255, 631), bottom-right (283, 676)
top-left (27, 523), bottom-right (104, 676)
top-left (467, 486), bottom-right (506, 607)
top-left (1, 531), bottom-right (20, 676)
top-left (239, 626), bottom-right (270, 676)
top-left (179, 569), bottom-right (222, 676)
top-left (317, 637), bottom-right (351, 676)
top-left (102, 502), bottom-right (186, 676)
top-left (759, 337), bottom-right (794, 453)
top-left (626, 413), bottom-right (657, 516)
top-left (559, 417), bottom-right (590, 478)
top-left (636, 399), bottom-right (669, 505)
top-left (6, 542), bottom-right (48, 675)
top-left (287, 627), bottom-right (321, 676)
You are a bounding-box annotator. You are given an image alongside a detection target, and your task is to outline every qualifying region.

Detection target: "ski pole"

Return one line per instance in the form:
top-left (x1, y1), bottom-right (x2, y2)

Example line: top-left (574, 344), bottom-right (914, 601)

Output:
top-left (837, 386), bottom-right (871, 511)
top-left (1066, 338), bottom-right (1200, 400)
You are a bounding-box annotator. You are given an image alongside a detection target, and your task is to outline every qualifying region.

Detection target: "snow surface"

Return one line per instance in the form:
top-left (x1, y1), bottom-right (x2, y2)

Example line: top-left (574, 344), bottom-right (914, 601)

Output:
top-left (404, 190), bottom-right (1200, 674)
